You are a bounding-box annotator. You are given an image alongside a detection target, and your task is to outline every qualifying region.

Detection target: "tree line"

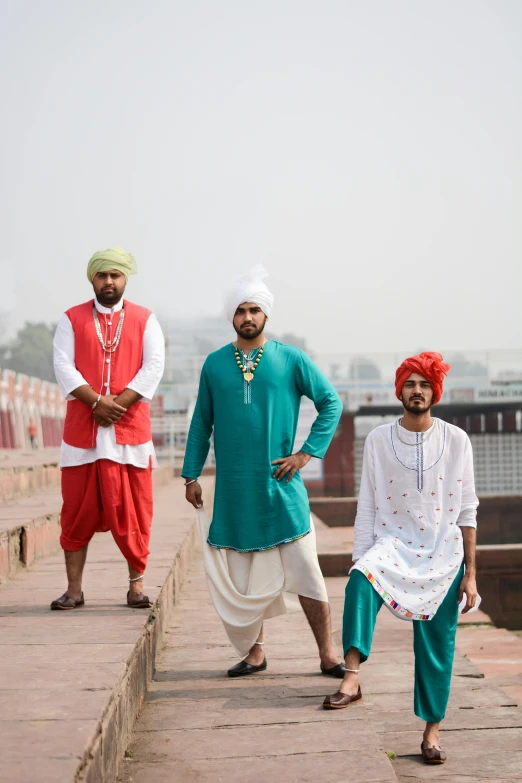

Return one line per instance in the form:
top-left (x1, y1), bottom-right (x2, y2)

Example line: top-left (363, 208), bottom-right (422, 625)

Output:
top-left (0, 322), bottom-right (56, 382)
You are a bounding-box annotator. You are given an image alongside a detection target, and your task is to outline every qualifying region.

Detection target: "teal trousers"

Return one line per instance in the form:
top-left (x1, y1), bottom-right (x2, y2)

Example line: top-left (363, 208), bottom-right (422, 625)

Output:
top-left (342, 564), bottom-right (464, 723)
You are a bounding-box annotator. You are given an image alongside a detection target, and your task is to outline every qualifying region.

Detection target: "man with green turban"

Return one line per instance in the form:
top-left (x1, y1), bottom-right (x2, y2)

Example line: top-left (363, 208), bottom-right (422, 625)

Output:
top-left (52, 247), bottom-right (165, 610)
top-left (86, 247), bottom-right (138, 284)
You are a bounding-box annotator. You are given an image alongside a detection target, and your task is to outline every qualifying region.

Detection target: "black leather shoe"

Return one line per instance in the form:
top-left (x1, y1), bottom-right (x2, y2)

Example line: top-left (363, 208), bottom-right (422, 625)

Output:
top-left (227, 657), bottom-right (267, 677)
top-left (320, 663), bottom-right (346, 678)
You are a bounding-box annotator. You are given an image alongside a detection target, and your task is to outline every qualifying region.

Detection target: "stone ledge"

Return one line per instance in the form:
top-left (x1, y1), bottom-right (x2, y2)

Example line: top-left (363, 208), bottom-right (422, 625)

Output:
top-left (309, 497), bottom-right (357, 527)
top-left (0, 448), bottom-right (62, 502)
top-left (0, 466), bottom-right (175, 586)
top-left (0, 476), bottom-right (209, 783)
top-left (310, 495), bottom-right (522, 547)
top-left (79, 517), bottom-right (199, 782)
top-left (0, 493), bottom-right (62, 585)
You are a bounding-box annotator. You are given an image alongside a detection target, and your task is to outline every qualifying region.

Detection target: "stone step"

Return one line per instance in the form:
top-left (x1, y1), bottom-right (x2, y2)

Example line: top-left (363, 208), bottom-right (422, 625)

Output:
top-left (0, 448), bottom-right (61, 503)
top-left (0, 474), bottom-right (208, 783)
top-left (0, 465), bottom-right (175, 586)
top-left (309, 496), bottom-right (357, 526)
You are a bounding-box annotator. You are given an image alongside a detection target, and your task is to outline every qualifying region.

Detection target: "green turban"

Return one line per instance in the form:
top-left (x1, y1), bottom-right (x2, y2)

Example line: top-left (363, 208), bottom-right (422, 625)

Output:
top-left (87, 247), bottom-right (137, 283)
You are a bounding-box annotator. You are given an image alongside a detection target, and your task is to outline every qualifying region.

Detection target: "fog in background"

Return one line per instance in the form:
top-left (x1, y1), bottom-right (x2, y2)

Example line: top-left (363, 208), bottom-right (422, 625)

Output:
top-left (1, 0), bottom-right (521, 356)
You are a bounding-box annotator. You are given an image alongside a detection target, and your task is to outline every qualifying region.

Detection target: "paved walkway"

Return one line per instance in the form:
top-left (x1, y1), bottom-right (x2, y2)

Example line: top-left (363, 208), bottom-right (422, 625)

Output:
top-left (0, 477), bottom-right (211, 783)
top-left (119, 555), bottom-right (522, 783)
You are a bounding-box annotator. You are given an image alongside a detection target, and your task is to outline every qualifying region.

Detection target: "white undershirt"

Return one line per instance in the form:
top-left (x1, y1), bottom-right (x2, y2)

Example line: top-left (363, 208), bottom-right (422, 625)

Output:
top-left (53, 297), bottom-right (165, 469)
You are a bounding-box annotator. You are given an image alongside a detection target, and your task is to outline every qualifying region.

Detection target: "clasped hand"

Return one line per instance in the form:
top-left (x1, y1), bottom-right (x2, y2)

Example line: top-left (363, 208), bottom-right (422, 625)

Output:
top-left (271, 450), bottom-right (311, 482)
top-left (93, 395), bottom-right (127, 428)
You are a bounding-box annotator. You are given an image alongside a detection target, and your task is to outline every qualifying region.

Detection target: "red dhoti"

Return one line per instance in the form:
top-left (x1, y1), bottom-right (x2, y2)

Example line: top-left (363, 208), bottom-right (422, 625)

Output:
top-left (60, 459), bottom-right (153, 573)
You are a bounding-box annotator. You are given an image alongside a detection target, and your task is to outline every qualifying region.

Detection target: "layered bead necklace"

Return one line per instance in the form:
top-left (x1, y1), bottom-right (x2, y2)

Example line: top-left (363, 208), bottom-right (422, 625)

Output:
top-left (92, 305), bottom-right (125, 353)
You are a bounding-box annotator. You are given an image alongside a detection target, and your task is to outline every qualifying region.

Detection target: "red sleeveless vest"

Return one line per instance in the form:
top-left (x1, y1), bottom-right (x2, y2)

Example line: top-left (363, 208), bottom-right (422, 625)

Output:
top-left (62, 299), bottom-right (152, 449)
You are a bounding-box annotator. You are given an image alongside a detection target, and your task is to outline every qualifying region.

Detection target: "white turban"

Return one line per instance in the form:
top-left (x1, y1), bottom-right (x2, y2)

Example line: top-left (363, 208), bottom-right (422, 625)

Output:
top-left (224, 265), bottom-right (274, 323)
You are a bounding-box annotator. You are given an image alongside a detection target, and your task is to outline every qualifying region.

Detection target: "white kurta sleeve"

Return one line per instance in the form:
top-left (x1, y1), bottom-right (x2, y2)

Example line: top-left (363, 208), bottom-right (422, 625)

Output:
top-left (126, 314), bottom-right (165, 401)
top-left (457, 437), bottom-right (479, 529)
top-left (53, 314), bottom-right (88, 398)
top-left (352, 434), bottom-right (377, 561)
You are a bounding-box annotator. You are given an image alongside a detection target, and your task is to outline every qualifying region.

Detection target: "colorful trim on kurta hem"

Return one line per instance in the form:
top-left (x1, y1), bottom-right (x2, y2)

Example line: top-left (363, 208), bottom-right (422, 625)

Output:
top-left (353, 564), bottom-right (434, 622)
top-left (207, 527), bottom-right (312, 553)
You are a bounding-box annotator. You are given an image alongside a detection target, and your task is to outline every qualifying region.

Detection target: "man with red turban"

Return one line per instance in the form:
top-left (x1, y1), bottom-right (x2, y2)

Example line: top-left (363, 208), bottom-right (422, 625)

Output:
top-left (394, 351), bottom-right (451, 406)
top-left (323, 352), bottom-right (479, 766)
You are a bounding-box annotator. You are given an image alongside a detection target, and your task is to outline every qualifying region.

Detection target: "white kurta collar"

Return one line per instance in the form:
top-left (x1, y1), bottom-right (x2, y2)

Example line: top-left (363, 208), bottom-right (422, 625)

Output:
top-left (395, 418), bottom-right (437, 445)
top-left (94, 297), bottom-right (124, 315)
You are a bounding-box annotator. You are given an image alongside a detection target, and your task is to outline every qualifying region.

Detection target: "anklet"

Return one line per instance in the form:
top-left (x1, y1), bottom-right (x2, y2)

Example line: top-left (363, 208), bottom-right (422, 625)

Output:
top-left (254, 641), bottom-right (264, 645)
top-left (129, 574), bottom-right (144, 582)
top-left (345, 668), bottom-right (359, 673)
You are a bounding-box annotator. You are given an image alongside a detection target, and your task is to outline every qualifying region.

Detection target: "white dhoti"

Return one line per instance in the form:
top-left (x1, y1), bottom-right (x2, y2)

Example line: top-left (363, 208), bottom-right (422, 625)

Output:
top-left (197, 510), bottom-right (328, 658)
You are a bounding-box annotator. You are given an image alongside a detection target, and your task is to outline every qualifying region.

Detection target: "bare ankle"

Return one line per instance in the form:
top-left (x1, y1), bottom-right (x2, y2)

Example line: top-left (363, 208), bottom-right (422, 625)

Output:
top-left (339, 671), bottom-right (359, 694)
top-left (245, 641), bottom-right (264, 662)
top-left (423, 723), bottom-right (440, 747)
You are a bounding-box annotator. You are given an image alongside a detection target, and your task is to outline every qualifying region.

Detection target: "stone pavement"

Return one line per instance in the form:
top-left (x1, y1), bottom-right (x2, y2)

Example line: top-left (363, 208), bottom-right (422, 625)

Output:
top-left (0, 476), bottom-right (212, 783)
top-left (119, 556), bottom-right (522, 783)
top-left (0, 447), bottom-right (61, 470)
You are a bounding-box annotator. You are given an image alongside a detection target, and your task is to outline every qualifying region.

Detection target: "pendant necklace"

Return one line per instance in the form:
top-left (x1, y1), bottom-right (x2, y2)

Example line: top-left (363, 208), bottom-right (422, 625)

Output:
top-left (235, 344), bottom-right (265, 382)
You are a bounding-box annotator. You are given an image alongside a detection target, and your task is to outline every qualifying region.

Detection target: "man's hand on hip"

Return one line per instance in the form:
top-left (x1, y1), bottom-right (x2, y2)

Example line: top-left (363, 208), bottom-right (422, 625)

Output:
top-left (271, 450), bottom-right (311, 482)
top-left (185, 481), bottom-right (203, 509)
top-left (93, 395), bottom-right (127, 428)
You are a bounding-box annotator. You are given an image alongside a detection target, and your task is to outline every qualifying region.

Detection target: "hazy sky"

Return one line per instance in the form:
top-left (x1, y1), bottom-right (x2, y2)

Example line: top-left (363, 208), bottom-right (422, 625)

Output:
top-left (1, 0), bottom-right (521, 355)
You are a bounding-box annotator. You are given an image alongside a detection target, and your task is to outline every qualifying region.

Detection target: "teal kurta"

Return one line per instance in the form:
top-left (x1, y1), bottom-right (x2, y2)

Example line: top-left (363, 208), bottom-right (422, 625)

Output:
top-left (182, 341), bottom-right (342, 552)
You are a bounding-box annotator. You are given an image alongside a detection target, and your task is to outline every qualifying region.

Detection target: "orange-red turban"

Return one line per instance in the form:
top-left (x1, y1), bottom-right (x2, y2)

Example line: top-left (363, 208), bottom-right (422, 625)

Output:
top-left (395, 352), bottom-right (451, 405)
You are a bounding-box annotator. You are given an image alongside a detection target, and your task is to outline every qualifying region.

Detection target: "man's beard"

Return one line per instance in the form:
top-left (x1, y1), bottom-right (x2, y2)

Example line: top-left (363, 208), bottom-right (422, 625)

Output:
top-left (403, 397), bottom-right (433, 416)
top-left (234, 321), bottom-right (266, 341)
top-left (96, 288), bottom-right (123, 306)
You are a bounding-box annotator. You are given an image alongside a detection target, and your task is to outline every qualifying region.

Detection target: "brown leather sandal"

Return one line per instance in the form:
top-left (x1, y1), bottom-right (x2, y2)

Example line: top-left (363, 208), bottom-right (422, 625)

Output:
top-left (323, 686), bottom-right (362, 709)
top-left (127, 591), bottom-right (153, 608)
top-left (50, 592), bottom-right (85, 610)
top-left (421, 742), bottom-right (447, 764)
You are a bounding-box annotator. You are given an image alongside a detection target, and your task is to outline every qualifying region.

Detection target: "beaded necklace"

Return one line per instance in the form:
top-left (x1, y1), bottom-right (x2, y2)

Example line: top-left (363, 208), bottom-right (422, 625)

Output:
top-left (92, 305), bottom-right (125, 353)
top-left (234, 343), bottom-right (266, 404)
top-left (234, 343), bottom-right (264, 381)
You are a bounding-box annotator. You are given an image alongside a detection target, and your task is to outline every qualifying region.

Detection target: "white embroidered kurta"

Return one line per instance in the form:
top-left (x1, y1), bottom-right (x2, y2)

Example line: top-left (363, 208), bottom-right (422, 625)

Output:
top-left (53, 297), bottom-right (165, 469)
top-left (351, 419), bottom-right (478, 621)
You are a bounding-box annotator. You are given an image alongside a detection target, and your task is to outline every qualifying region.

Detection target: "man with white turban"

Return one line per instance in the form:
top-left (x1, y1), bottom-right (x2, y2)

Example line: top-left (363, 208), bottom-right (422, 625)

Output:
top-left (51, 247), bottom-right (165, 610)
top-left (183, 267), bottom-right (346, 679)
